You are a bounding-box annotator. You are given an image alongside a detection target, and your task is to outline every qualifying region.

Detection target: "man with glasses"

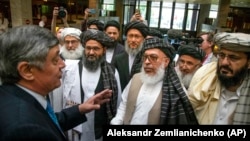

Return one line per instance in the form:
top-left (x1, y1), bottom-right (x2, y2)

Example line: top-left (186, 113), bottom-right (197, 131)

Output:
top-left (188, 32), bottom-right (250, 125)
top-left (60, 27), bottom-right (84, 60)
top-left (111, 37), bottom-right (198, 125)
top-left (49, 27), bottom-right (84, 121)
top-left (54, 29), bottom-right (121, 141)
top-left (175, 44), bottom-right (206, 91)
top-left (113, 21), bottom-right (149, 91)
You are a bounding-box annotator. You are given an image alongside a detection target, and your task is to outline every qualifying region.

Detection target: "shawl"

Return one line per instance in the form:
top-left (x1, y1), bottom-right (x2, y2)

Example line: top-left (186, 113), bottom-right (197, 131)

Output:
top-left (160, 63), bottom-right (198, 124)
top-left (100, 61), bottom-right (118, 121)
top-left (79, 60), bottom-right (118, 122)
top-left (233, 70), bottom-right (250, 124)
top-left (188, 62), bottom-right (250, 124)
top-left (130, 37), bottom-right (198, 124)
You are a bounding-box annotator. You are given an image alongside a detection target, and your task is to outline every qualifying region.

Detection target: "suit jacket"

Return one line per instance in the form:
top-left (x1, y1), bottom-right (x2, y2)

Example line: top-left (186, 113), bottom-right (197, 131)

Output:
top-left (0, 84), bottom-right (87, 141)
top-left (110, 42), bottom-right (125, 65)
top-left (113, 52), bottom-right (130, 91)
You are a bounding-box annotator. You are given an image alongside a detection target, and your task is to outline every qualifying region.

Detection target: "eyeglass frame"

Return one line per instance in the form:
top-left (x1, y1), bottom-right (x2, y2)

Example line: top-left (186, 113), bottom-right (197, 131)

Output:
top-left (177, 59), bottom-right (201, 69)
top-left (64, 39), bottom-right (80, 45)
top-left (217, 52), bottom-right (244, 62)
top-left (85, 46), bottom-right (103, 52)
top-left (142, 54), bottom-right (168, 63)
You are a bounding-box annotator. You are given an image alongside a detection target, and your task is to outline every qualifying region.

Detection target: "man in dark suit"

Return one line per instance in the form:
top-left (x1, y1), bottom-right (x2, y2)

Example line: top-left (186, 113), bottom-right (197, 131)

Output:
top-left (0, 25), bottom-right (112, 141)
top-left (113, 21), bottom-right (149, 91)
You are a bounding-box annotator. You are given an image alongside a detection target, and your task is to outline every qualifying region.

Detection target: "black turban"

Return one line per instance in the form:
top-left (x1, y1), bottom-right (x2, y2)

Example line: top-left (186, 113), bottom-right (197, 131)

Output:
top-left (177, 44), bottom-right (206, 61)
top-left (80, 29), bottom-right (115, 48)
top-left (104, 20), bottom-right (120, 31)
top-left (124, 21), bottom-right (149, 38)
top-left (142, 37), bottom-right (176, 62)
top-left (87, 19), bottom-right (105, 31)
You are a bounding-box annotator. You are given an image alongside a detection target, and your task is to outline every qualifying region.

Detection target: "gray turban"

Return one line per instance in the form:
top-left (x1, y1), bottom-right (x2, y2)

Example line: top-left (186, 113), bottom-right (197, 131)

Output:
top-left (124, 21), bottom-right (149, 38)
top-left (80, 29), bottom-right (115, 48)
top-left (142, 37), bottom-right (176, 62)
top-left (214, 32), bottom-right (250, 52)
top-left (178, 44), bottom-right (206, 61)
top-left (61, 27), bottom-right (82, 40)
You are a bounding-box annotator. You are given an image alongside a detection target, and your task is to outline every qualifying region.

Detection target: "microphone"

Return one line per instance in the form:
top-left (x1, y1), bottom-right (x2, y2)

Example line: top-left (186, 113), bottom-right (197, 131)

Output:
top-left (181, 36), bottom-right (204, 44)
top-left (167, 29), bottom-right (183, 39)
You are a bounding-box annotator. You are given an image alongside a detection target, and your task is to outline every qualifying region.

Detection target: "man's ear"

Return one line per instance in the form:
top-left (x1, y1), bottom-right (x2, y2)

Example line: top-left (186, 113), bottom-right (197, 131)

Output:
top-left (164, 57), bottom-right (170, 68)
top-left (17, 62), bottom-right (34, 80)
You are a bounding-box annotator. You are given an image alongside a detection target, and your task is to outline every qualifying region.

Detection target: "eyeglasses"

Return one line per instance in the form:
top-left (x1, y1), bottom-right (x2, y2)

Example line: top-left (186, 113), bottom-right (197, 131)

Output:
top-left (142, 54), bottom-right (167, 63)
top-left (217, 52), bottom-right (242, 62)
top-left (64, 40), bottom-right (79, 45)
top-left (127, 34), bottom-right (142, 40)
top-left (85, 46), bottom-right (102, 52)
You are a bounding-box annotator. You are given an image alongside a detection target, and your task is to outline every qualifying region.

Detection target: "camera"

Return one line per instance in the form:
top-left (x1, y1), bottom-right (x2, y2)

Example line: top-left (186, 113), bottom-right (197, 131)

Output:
top-left (58, 6), bottom-right (66, 18)
top-left (167, 29), bottom-right (203, 51)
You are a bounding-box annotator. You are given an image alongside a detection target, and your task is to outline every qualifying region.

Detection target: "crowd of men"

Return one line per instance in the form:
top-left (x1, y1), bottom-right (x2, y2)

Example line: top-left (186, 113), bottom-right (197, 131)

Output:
top-left (1, 6), bottom-right (250, 141)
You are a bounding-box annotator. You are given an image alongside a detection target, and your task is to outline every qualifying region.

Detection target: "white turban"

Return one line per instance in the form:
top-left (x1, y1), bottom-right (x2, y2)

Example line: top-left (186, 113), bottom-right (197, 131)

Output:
top-left (61, 27), bottom-right (82, 40)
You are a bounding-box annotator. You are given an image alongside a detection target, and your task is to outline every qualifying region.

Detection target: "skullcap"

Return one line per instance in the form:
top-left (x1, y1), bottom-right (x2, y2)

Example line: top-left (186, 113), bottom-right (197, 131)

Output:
top-left (142, 37), bottom-right (176, 62)
top-left (214, 32), bottom-right (250, 52)
top-left (124, 21), bottom-right (149, 38)
top-left (61, 27), bottom-right (82, 40)
top-left (80, 29), bottom-right (115, 48)
top-left (87, 19), bottom-right (105, 31)
top-left (178, 45), bottom-right (206, 61)
top-left (104, 20), bottom-right (120, 31)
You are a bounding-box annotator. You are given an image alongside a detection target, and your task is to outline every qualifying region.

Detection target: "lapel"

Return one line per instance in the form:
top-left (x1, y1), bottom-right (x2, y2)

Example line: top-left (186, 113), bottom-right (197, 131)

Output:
top-left (6, 84), bottom-right (66, 139)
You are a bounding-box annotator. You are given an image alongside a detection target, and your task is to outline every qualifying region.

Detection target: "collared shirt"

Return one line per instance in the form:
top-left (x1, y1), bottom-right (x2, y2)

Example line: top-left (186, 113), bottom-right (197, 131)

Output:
top-left (213, 86), bottom-right (241, 124)
top-left (16, 84), bottom-right (47, 109)
top-left (106, 47), bottom-right (114, 63)
top-left (128, 53), bottom-right (136, 73)
top-left (111, 79), bottom-right (163, 124)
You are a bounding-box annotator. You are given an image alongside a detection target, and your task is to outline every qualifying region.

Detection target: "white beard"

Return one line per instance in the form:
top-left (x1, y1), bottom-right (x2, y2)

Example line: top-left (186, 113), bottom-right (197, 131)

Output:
top-left (175, 67), bottom-right (195, 89)
top-left (60, 44), bottom-right (84, 60)
top-left (140, 63), bottom-right (165, 85)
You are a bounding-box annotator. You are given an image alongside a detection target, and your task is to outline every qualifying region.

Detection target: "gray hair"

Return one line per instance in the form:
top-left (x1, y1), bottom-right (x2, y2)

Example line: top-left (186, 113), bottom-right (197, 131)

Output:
top-left (0, 25), bottom-right (59, 84)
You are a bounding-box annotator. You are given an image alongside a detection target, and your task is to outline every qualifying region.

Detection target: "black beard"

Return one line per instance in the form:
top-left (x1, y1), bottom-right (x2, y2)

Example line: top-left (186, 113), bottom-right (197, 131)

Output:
top-left (217, 62), bottom-right (248, 88)
top-left (82, 53), bottom-right (104, 71)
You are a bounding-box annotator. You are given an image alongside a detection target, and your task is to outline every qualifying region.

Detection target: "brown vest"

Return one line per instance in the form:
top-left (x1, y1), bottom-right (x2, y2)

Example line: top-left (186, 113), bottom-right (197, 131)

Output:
top-left (123, 73), bottom-right (162, 124)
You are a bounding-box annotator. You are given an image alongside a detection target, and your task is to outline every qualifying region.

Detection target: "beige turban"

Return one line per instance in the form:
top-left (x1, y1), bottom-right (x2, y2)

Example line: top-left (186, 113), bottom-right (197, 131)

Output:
top-left (214, 32), bottom-right (250, 52)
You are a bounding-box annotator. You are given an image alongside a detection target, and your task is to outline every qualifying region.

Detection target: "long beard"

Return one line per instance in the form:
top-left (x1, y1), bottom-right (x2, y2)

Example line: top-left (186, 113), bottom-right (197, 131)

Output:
top-left (217, 62), bottom-right (248, 88)
top-left (61, 44), bottom-right (84, 60)
top-left (140, 63), bottom-right (165, 85)
top-left (175, 67), bottom-right (195, 89)
top-left (82, 53), bottom-right (104, 71)
top-left (124, 41), bottom-right (143, 56)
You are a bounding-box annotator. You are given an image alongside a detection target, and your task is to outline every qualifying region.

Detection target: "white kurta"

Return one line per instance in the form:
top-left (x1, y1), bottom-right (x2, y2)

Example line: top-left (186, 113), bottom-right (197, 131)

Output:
top-left (111, 80), bottom-right (163, 125)
top-left (51, 59), bottom-right (122, 141)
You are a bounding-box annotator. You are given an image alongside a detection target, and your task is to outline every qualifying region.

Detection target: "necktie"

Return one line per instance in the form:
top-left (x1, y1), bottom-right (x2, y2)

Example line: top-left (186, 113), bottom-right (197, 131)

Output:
top-left (46, 99), bottom-right (61, 130)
